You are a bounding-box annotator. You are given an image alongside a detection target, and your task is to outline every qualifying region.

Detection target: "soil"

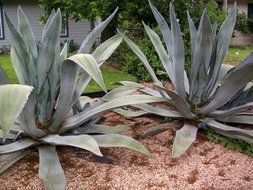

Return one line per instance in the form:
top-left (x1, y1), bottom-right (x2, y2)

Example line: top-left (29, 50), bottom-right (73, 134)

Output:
top-left (0, 84), bottom-right (253, 189)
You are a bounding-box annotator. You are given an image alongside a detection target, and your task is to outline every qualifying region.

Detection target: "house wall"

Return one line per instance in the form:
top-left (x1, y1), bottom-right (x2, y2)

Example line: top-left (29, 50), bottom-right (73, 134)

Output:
top-left (0, 0), bottom-right (91, 46)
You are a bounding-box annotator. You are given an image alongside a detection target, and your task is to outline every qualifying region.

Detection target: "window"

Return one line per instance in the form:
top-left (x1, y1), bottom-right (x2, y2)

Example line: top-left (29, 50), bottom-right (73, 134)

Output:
top-left (60, 14), bottom-right (68, 37)
top-left (248, 4), bottom-right (253, 18)
top-left (0, 3), bottom-right (4, 39)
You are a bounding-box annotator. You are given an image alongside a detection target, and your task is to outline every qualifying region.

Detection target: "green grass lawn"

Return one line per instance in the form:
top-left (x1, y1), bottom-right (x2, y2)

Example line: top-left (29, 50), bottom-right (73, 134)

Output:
top-left (223, 45), bottom-right (253, 66)
top-left (0, 54), bottom-right (136, 93)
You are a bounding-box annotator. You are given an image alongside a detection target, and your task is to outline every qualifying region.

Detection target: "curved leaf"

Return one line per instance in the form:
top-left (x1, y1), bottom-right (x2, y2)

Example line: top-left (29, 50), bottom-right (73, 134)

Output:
top-left (201, 53), bottom-right (253, 115)
top-left (0, 138), bottom-right (38, 154)
top-left (41, 134), bottom-right (102, 156)
top-left (77, 124), bottom-right (131, 134)
top-left (216, 115), bottom-right (253, 125)
top-left (38, 145), bottom-right (66, 190)
top-left (92, 134), bottom-right (152, 157)
top-left (117, 29), bottom-right (167, 98)
top-left (172, 124), bottom-right (198, 158)
top-left (78, 8), bottom-right (118, 54)
top-left (0, 84), bottom-right (33, 140)
top-left (61, 95), bottom-right (167, 133)
top-left (134, 104), bottom-right (182, 118)
top-left (143, 22), bottom-right (175, 85)
top-left (119, 81), bottom-right (161, 97)
top-left (169, 3), bottom-right (186, 98)
top-left (205, 119), bottom-right (253, 144)
top-left (156, 84), bottom-right (195, 119)
top-left (101, 86), bottom-right (140, 101)
top-left (113, 108), bottom-right (148, 117)
top-left (0, 150), bottom-right (30, 175)
top-left (92, 34), bottom-right (122, 64)
top-left (67, 54), bottom-right (106, 92)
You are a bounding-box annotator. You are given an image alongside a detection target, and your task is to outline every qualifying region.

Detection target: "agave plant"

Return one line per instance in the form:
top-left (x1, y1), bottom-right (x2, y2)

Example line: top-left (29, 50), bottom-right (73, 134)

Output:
top-left (0, 7), bottom-right (165, 189)
top-left (118, 1), bottom-right (253, 158)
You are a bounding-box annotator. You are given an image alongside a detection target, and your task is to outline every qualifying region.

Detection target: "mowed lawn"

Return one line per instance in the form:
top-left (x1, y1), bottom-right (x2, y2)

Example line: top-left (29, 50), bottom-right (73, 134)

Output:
top-left (0, 54), bottom-right (136, 93)
top-left (223, 45), bottom-right (253, 66)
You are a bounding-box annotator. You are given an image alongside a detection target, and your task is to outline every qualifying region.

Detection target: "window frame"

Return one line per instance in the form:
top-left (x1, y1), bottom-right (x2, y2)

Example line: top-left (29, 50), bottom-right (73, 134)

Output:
top-left (0, 3), bottom-right (5, 40)
top-left (60, 13), bottom-right (69, 38)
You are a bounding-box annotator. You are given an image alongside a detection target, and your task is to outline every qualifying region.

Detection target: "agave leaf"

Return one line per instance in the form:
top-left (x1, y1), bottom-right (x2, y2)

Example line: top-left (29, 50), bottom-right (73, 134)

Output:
top-left (208, 64), bottom-right (234, 97)
top-left (117, 29), bottom-right (167, 98)
top-left (49, 57), bottom-right (79, 132)
top-left (79, 8), bottom-right (118, 53)
top-left (216, 115), bottom-right (253, 125)
top-left (92, 134), bottom-right (152, 157)
top-left (205, 4), bottom-right (237, 95)
top-left (37, 10), bottom-right (61, 124)
top-left (187, 11), bottom-right (197, 63)
top-left (155, 84), bottom-right (195, 119)
top-left (0, 138), bottom-right (38, 154)
top-left (0, 65), bottom-right (10, 85)
top-left (18, 6), bottom-right (37, 58)
top-left (119, 81), bottom-right (161, 97)
top-left (172, 124), bottom-right (198, 158)
top-left (68, 54), bottom-right (106, 92)
top-left (71, 34), bottom-right (123, 108)
top-left (209, 102), bottom-right (253, 118)
top-left (142, 122), bottom-right (176, 138)
top-left (60, 41), bottom-right (69, 63)
top-left (148, 0), bottom-right (173, 54)
top-left (5, 14), bottom-right (29, 84)
top-left (169, 3), bottom-right (186, 98)
top-left (0, 151), bottom-right (30, 175)
top-left (17, 6), bottom-right (37, 87)
top-left (113, 108), bottom-right (148, 117)
top-left (227, 87), bottom-right (253, 108)
top-left (77, 124), bottom-right (131, 134)
top-left (134, 104), bottom-right (182, 118)
top-left (10, 46), bottom-right (27, 84)
top-left (92, 34), bottom-right (122, 64)
top-left (61, 95), bottom-right (167, 133)
top-left (205, 119), bottom-right (253, 144)
top-left (38, 145), bottom-right (66, 190)
top-left (143, 22), bottom-right (175, 85)
top-left (201, 53), bottom-right (253, 115)
top-left (190, 10), bottom-right (213, 77)
top-left (0, 84), bottom-right (33, 140)
top-left (102, 86), bottom-right (140, 102)
top-left (18, 91), bottom-right (46, 138)
top-left (189, 10), bottom-right (213, 104)
top-left (41, 134), bottom-right (102, 156)
top-left (37, 9), bottom-right (61, 87)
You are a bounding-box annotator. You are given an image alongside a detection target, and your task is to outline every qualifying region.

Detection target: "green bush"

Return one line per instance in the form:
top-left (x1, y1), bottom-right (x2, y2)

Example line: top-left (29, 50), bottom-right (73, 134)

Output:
top-left (114, 0), bottom-right (227, 82)
top-left (115, 30), bottom-right (166, 82)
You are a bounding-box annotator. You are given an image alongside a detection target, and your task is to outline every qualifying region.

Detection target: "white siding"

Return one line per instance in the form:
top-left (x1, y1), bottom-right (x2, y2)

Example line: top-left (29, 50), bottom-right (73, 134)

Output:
top-left (0, 0), bottom-right (91, 46)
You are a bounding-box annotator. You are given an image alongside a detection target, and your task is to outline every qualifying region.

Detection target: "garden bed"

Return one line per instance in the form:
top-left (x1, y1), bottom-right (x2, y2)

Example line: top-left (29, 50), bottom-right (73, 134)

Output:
top-left (0, 101), bottom-right (252, 189)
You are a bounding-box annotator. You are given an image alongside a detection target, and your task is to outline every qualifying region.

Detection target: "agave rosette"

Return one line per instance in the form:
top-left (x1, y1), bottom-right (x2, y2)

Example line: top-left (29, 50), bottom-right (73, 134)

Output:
top-left (118, 1), bottom-right (253, 157)
top-left (0, 7), bottom-right (165, 189)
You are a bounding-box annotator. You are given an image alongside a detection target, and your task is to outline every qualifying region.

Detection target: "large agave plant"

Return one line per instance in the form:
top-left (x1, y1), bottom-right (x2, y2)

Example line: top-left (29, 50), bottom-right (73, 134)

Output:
top-left (118, 1), bottom-right (253, 157)
top-left (0, 7), bottom-right (165, 189)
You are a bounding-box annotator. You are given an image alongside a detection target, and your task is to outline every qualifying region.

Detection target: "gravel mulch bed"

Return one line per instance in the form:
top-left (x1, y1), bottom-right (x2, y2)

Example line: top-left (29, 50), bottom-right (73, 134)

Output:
top-left (0, 83), bottom-right (253, 189)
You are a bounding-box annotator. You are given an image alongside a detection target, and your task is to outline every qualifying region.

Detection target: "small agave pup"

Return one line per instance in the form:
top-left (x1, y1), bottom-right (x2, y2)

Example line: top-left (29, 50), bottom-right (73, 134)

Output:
top-left (0, 7), bottom-right (165, 189)
top-left (118, 1), bottom-right (253, 157)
